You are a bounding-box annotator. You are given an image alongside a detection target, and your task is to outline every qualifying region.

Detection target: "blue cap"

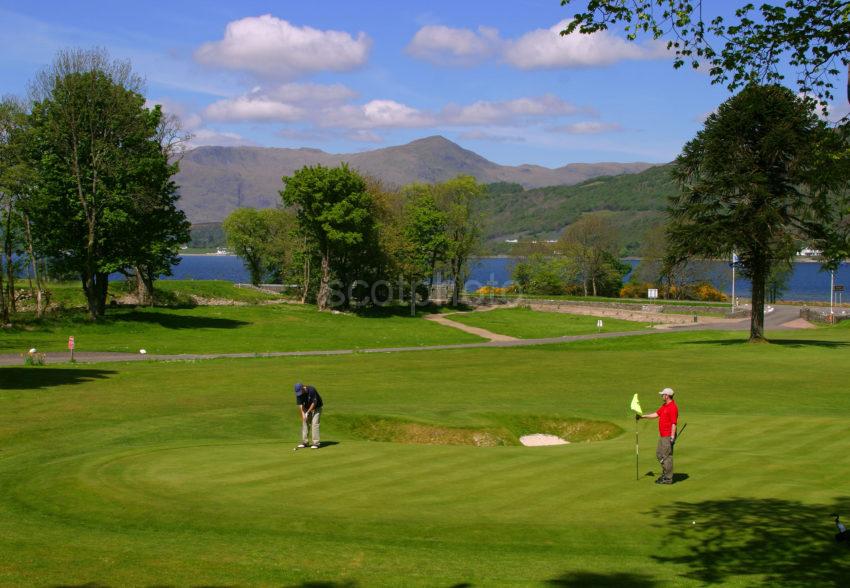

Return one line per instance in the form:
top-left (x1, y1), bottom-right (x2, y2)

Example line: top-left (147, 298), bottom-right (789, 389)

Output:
top-left (294, 382), bottom-right (304, 396)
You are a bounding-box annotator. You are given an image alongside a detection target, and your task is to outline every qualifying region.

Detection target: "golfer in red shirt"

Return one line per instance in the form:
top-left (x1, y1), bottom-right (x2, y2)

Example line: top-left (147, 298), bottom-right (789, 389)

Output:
top-left (638, 388), bottom-right (678, 484)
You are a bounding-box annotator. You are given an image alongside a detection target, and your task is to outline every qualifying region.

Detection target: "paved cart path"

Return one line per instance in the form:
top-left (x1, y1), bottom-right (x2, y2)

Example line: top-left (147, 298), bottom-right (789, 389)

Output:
top-left (0, 304), bottom-right (816, 367)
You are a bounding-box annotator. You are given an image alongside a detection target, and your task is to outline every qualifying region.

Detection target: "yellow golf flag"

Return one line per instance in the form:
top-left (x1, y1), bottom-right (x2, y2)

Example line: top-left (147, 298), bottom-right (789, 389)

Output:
top-left (630, 393), bottom-right (643, 415)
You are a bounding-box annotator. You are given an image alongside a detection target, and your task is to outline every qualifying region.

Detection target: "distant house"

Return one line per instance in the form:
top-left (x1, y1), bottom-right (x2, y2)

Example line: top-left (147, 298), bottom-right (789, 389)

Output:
top-left (798, 247), bottom-right (821, 257)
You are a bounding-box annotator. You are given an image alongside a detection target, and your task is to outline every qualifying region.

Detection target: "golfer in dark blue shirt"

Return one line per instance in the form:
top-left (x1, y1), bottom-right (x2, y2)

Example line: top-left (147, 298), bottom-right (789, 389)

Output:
top-left (295, 383), bottom-right (323, 449)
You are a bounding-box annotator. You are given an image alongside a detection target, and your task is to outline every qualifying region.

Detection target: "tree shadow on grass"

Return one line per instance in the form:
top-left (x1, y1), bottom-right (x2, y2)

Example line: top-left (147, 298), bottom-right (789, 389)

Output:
top-left (547, 571), bottom-right (657, 587)
top-left (683, 338), bottom-right (848, 348)
top-left (284, 582), bottom-right (357, 588)
top-left (0, 367), bottom-right (116, 390)
top-left (106, 310), bottom-right (249, 330)
top-left (650, 496), bottom-right (850, 586)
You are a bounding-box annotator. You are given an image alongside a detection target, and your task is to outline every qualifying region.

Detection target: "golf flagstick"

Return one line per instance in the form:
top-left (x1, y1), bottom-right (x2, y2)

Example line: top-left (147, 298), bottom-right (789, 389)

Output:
top-left (635, 416), bottom-right (639, 481)
top-left (630, 393), bottom-right (643, 481)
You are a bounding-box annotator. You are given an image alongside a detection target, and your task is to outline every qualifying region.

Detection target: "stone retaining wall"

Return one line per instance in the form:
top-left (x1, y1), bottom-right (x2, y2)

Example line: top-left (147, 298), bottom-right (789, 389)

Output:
top-left (799, 308), bottom-right (850, 324)
top-left (461, 295), bottom-right (732, 320)
top-left (524, 302), bottom-right (701, 325)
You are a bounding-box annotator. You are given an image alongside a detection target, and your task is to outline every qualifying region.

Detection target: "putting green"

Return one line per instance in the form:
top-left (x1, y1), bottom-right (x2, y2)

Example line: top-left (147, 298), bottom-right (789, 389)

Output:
top-left (2, 328), bottom-right (850, 585)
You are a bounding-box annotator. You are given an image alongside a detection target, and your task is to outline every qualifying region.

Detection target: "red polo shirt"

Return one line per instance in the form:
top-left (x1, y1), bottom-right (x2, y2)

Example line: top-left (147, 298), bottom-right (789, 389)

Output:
top-left (657, 400), bottom-right (678, 437)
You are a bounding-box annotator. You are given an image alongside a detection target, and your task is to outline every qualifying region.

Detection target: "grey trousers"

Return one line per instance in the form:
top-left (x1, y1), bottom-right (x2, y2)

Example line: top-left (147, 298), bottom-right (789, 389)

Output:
top-left (302, 407), bottom-right (322, 445)
top-left (656, 436), bottom-right (673, 482)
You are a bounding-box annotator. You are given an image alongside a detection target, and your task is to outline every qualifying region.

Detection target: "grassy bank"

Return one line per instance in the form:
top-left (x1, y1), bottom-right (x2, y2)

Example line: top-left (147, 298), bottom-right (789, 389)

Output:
top-left (447, 307), bottom-right (652, 338)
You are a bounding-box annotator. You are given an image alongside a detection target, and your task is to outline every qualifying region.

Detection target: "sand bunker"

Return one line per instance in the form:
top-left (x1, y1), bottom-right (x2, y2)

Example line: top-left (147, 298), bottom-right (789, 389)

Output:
top-left (520, 434), bottom-right (570, 446)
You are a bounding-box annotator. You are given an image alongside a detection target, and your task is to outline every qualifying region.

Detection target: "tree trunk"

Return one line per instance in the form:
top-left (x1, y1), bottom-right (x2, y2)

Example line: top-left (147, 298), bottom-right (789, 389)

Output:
top-left (95, 272), bottom-right (108, 316)
top-left (301, 255), bottom-right (310, 304)
top-left (0, 248), bottom-right (7, 325)
top-left (451, 257), bottom-right (463, 306)
top-left (82, 271), bottom-right (109, 320)
top-left (22, 214), bottom-right (45, 318)
top-left (749, 262), bottom-right (767, 342)
top-left (135, 266), bottom-right (154, 306)
top-left (82, 271), bottom-right (98, 320)
top-left (4, 200), bottom-right (15, 314)
top-left (317, 251), bottom-right (330, 311)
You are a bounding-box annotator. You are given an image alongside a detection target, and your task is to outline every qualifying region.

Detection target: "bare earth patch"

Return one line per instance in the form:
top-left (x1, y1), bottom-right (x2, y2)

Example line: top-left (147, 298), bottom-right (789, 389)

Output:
top-left (519, 434), bottom-right (570, 446)
top-left (780, 318), bottom-right (816, 329)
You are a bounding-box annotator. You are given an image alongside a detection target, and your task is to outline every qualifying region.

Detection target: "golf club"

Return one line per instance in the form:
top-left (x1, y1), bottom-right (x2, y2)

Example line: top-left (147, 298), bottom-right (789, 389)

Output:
top-left (672, 422), bottom-right (687, 447)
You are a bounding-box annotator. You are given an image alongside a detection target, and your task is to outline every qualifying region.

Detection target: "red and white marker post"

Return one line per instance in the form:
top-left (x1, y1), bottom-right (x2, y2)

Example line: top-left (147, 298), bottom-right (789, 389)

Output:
top-left (68, 336), bottom-right (75, 362)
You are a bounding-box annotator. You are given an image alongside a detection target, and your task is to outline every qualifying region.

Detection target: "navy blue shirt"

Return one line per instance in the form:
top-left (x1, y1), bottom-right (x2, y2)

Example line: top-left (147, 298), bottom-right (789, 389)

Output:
top-left (296, 385), bottom-right (323, 410)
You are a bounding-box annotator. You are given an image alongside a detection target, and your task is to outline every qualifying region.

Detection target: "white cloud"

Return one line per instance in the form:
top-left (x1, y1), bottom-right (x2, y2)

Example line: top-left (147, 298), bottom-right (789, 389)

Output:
top-left (321, 100), bottom-right (435, 129)
top-left (550, 121), bottom-right (624, 134)
top-left (205, 96), bottom-right (304, 122)
top-left (407, 19), bottom-right (667, 70)
top-left (264, 82), bottom-right (358, 105)
top-left (443, 95), bottom-right (581, 125)
top-left (506, 20), bottom-right (668, 69)
top-left (826, 101), bottom-right (850, 124)
top-left (406, 25), bottom-right (500, 66)
top-left (195, 14), bottom-right (371, 79)
top-left (201, 83), bottom-right (357, 123)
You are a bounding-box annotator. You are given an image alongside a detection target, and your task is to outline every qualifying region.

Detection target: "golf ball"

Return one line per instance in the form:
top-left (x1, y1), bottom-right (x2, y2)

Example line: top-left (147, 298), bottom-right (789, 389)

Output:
top-left (139, 349), bottom-right (147, 354)
top-left (692, 521), bottom-right (696, 525)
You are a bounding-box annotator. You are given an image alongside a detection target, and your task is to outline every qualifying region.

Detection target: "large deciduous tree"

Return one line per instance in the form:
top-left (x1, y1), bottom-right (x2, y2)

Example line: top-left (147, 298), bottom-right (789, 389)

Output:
top-left (27, 48), bottom-right (187, 319)
top-left (669, 84), bottom-right (850, 341)
top-left (280, 164), bottom-right (378, 310)
top-left (435, 176), bottom-right (484, 305)
top-left (560, 0), bottom-right (850, 111)
top-left (223, 207), bottom-right (299, 287)
top-left (558, 212), bottom-right (625, 296)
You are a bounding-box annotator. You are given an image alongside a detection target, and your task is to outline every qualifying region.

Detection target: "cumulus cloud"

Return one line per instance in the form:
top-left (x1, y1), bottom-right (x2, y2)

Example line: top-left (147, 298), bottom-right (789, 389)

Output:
top-left (443, 95), bottom-right (581, 125)
top-left (203, 83), bottom-right (358, 122)
top-left (322, 99), bottom-right (436, 129)
top-left (506, 20), bottom-right (667, 69)
top-left (205, 96), bottom-right (304, 122)
top-left (407, 20), bottom-right (668, 69)
top-left (195, 14), bottom-right (371, 79)
top-left (264, 82), bottom-right (358, 105)
top-left (406, 25), bottom-right (501, 66)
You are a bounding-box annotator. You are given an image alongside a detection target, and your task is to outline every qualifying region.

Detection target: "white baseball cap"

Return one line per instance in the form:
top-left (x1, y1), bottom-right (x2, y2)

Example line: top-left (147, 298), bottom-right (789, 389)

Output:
top-left (659, 388), bottom-right (675, 396)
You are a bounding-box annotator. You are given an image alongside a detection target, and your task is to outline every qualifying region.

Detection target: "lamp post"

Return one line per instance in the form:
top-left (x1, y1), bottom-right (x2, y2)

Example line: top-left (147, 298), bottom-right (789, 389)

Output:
top-left (831, 270), bottom-right (835, 317)
top-left (731, 252), bottom-right (739, 309)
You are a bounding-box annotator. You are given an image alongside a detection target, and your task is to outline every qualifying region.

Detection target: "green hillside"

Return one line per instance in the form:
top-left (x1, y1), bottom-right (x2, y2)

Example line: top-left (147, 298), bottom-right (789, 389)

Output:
top-left (189, 164), bottom-right (677, 255)
top-left (480, 163), bottom-right (676, 254)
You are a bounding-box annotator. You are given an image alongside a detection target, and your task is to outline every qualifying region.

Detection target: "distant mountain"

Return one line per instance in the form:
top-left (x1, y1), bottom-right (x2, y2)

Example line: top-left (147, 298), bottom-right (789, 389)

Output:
top-left (175, 136), bottom-right (656, 222)
top-left (479, 164), bottom-right (677, 254)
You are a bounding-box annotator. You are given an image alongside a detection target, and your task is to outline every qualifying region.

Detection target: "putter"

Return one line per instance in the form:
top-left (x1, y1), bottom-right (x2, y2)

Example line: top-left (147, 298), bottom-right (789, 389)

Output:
top-left (673, 422), bottom-right (687, 447)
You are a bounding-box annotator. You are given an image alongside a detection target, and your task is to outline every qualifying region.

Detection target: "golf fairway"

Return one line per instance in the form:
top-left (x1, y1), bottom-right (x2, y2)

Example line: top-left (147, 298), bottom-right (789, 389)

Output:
top-left (1, 328), bottom-right (849, 586)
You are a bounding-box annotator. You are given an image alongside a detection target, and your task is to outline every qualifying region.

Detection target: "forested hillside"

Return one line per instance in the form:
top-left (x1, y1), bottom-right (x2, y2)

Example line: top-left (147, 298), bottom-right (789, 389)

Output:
top-left (479, 164), bottom-right (676, 254)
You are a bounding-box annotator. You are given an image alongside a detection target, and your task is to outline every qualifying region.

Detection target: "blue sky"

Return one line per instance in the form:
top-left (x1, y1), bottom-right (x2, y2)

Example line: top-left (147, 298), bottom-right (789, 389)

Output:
top-left (0, 1), bottom-right (840, 167)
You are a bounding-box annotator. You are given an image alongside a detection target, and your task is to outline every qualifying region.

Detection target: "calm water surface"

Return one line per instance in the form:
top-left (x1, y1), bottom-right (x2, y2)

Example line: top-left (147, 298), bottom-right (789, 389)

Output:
top-left (166, 255), bottom-right (849, 303)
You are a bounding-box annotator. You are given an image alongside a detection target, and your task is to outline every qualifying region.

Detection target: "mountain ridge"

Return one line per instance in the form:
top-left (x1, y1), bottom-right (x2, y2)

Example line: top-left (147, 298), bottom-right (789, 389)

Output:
top-left (174, 136), bottom-right (657, 222)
